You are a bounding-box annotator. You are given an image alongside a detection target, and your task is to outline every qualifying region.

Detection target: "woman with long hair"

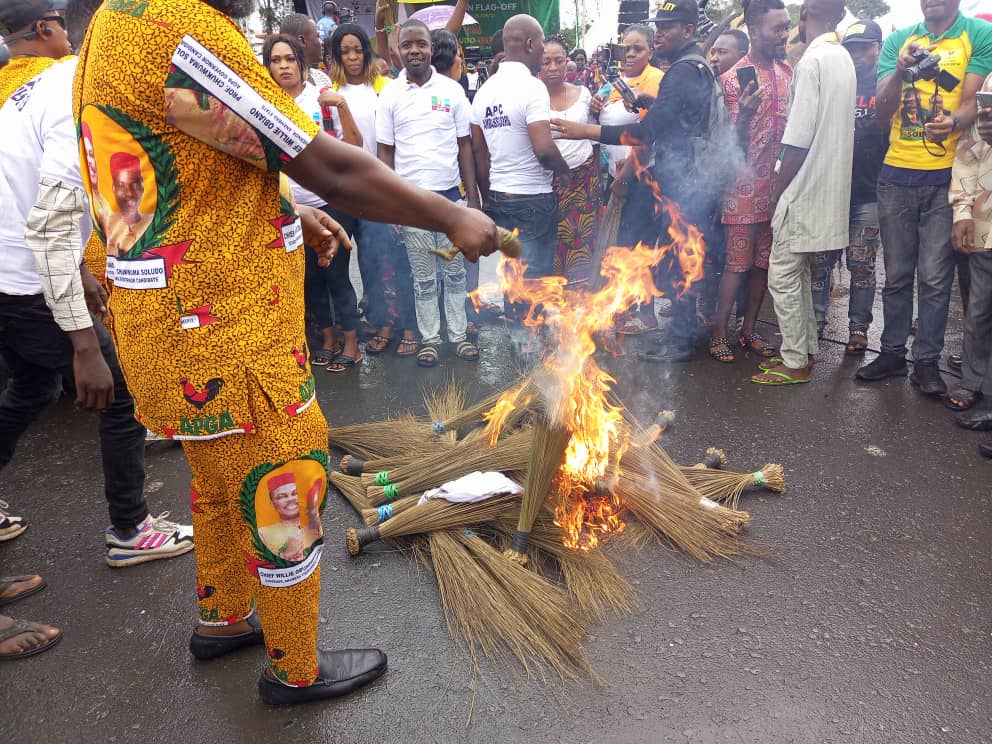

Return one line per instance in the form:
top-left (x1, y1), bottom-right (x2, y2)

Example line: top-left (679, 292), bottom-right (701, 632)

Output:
top-left (263, 33), bottom-right (363, 373)
top-left (324, 24), bottom-right (419, 358)
top-left (542, 35), bottom-right (600, 283)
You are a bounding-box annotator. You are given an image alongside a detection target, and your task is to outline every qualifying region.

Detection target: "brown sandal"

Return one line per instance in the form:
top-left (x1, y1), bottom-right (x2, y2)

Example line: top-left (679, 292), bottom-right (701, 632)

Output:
top-left (396, 337), bottom-right (419, 357)
top-left (845, 329), bottom-right (869, 356)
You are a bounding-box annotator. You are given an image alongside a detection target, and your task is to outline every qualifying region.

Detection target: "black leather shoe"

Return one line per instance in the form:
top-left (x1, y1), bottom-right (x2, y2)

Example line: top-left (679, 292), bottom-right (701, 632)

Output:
top-left (979, 441), bottom-right (992, 458)
top-left (855, 353), bottom-right (907, 381)
top-left (909, 363), bottom-right (947, 396)
top-left (258, 648), bottom-right (387, 706)
top-left (948, 353), bottom-right (963, 371)
top-left (956, 405), bottom-right (992, 431)
top-left (189, 613), bottom-right (264, 661)
top-left (637, 343), bottom-right (694, 364)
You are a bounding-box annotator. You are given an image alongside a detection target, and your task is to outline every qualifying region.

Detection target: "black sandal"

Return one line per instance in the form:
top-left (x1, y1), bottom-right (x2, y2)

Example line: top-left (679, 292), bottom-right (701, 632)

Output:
top-left (739, 332), bottom-right (778, 359)
top-left (708, 337), bottom-right (735, 363)
top-left (945, 389), bottom-right (981, 411)
top-left (417, 344), bottom-right (440, 367)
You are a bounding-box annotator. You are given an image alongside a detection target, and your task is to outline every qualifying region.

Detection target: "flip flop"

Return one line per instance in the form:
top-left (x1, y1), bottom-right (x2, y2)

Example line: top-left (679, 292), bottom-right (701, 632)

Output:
top-left (757, 356), bottom-right (785, 372)
top-left (0, 576), bottom-right (46, 607)
top-left (739, 332), bottom-right (778, 358)
top-left (309, 347), bottom-right (338, 366)
top-left (846, 329), bottom-right (869, 356)
top-left (0, 617), bottom-right (62, 661)
top-left (327, 353), bottom-right (362, 373)
top-left (396, 338), bottom-right (419, 357)
top-left (366, 335), bottom-right (393, 355)
top-left (751, 369), bottom-right (811, 385)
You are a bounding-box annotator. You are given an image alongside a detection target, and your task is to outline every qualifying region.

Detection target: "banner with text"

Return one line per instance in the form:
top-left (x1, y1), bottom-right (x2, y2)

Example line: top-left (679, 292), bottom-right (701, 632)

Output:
top-left (457, 0), bottom-right (560, 55)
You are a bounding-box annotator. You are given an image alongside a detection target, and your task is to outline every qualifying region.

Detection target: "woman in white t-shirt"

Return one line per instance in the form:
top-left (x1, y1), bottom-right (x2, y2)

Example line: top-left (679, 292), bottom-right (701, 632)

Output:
top-left (542, 35), bottom-right (600, 284)
top-left (324, 24), bottom-right (419, 359)
top-left (264, 34), bottom-right (364, 373)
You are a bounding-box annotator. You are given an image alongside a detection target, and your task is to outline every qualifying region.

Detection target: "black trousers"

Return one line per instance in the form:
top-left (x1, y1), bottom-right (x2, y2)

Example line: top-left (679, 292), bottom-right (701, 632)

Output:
top-left (0, 293), bottom-right (148, 530)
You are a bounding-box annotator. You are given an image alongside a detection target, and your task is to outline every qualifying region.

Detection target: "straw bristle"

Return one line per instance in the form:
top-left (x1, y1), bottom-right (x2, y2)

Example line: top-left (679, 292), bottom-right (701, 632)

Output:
top-left (328, 412), bottom-right (430, 459)
top-left (517, 420), bottom-right (571, 538)
top-left (345, 527), bottom-right (361, 557)
top-left (424, 378), bottom-right (467, 444)
top-left (330, 471), bottom-right (374, 513)
top-left (359, 494), bottom-right (420, 526)
top-left (760, 464), bottom-right (786, 493)
top-left (374, 492), bottom-right (520, 544)
top-left (458, 531), bottom-right (596, 682)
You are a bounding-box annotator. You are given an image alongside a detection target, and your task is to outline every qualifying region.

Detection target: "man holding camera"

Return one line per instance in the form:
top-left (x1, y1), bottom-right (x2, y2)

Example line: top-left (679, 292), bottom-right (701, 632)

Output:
top-left (855, 0), bottom-right (992, 395)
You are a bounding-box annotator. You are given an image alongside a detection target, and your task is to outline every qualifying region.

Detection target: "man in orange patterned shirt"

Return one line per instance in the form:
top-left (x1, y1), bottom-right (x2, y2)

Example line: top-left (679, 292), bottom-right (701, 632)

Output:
top-left (75, 0), bottom-right (496, 705)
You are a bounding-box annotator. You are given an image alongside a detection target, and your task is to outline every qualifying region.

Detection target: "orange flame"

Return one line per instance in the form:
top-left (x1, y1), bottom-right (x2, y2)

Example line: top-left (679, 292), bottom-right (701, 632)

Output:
top-left (490, 195), bottom-right (707, 550)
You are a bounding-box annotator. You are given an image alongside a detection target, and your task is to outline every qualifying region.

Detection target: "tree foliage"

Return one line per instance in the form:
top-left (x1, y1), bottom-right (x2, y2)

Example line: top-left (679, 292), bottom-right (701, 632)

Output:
top-left (846, 0), bottom-right (890, 20)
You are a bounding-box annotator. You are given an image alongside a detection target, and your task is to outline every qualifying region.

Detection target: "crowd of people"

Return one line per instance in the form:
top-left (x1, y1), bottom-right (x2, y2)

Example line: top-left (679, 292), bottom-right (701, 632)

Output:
top-left (0, 0), bottom-right (990, 709)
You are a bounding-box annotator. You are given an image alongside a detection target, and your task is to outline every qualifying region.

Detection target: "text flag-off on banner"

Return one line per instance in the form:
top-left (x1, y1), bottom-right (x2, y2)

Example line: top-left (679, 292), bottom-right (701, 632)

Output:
top-left (457, 0), bottom-right (560, 51)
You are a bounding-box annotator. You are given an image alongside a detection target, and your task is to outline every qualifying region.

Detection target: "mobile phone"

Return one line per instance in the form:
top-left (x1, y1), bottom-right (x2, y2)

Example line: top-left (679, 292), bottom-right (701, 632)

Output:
top-left (736, 65), bottom-right (758, 94)
top-left (613, 76), bottom-right (640, 111)
top-left (977, 91), bottom-right (992, 111)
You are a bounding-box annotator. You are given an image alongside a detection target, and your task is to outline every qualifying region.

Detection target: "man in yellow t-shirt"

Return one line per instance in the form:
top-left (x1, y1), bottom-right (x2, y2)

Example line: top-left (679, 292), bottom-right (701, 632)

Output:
top-left (855, 2), bottom-right (992, 394)
top-left (75, 0), bottom-right (497, 705)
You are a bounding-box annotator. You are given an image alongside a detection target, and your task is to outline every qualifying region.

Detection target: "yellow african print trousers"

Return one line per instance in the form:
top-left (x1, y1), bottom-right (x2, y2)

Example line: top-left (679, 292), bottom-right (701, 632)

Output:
top-left (183, 379), bottom-right (328, 686)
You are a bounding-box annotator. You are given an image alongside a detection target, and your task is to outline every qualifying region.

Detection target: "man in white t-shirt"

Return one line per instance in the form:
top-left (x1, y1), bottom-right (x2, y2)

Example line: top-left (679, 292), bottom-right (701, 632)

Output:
top-left (470, 13), bottom-right (568, 309)
top-left (376, 19), bottom-right (481, 367)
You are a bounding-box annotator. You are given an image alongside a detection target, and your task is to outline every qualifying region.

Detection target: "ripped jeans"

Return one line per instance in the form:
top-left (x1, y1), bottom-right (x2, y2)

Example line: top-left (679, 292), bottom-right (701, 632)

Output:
top-left (811, 201), bottom-right (879, 332)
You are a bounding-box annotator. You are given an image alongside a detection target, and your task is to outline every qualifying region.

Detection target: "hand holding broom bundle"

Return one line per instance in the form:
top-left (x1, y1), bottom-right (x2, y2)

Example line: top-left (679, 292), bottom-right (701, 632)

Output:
top-left (430, 226), bottom-right (522, 262)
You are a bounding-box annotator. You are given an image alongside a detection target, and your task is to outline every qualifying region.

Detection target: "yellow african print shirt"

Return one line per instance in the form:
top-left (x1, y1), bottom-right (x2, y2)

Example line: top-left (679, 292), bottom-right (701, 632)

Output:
top-left (74, 0), bottom-right (321, 441)
top-left (0, 56), bottom-right (57, 107)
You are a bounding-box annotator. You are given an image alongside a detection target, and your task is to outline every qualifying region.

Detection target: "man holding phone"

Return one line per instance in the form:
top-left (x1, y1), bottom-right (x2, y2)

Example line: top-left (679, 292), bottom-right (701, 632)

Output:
top-left (855, 0), bottom-right (992, 394)
top-left (707, 0), bottom-right (792, 364)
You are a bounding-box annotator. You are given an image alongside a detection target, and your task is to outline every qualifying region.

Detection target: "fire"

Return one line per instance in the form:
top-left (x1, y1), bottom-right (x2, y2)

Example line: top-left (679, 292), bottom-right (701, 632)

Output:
top-left (487, 195), bottom-right (707, 550)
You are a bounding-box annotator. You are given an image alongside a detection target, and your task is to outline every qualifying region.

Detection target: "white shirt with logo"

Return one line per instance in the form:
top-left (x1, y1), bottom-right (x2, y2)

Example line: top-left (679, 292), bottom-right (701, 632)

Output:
top-left (290, 82), bottom-right (330, 209)
top-left (0, 57), bottom-right (88, 296)
top-left (471, 61), bottom-right (553, 194)
top-left (376, 68), bottom-right (471, 191)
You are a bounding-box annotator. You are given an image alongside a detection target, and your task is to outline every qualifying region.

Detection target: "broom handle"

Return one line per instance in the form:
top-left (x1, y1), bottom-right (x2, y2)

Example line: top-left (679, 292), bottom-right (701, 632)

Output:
top-left (431, 226), bottom-right (522, 262)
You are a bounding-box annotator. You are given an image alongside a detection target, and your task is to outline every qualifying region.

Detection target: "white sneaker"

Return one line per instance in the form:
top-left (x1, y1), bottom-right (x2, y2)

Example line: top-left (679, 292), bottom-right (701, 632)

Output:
top-left (0, 500), bottom-right (27, 542)
top-left (105, 512), bottom-right (194, 567)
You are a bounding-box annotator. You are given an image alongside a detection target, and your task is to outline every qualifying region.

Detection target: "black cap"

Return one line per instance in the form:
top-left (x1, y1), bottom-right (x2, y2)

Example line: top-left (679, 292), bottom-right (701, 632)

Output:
top-left (646, 0), bottom-right (699, 25)
top-left (0, 0), bottom-right (56, 35)
top-left (842, 19), bottom-right (883, 46)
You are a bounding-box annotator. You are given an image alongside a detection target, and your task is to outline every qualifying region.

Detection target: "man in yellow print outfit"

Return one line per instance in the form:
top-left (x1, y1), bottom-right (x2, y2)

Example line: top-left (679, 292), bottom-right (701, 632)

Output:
top-left (75, 0), bottom-right (497, 706)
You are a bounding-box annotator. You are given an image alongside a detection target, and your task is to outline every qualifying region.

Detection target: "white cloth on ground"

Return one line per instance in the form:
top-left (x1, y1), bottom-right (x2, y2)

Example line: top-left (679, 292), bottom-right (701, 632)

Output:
top-left (417, 471), bottom-right (523, 506)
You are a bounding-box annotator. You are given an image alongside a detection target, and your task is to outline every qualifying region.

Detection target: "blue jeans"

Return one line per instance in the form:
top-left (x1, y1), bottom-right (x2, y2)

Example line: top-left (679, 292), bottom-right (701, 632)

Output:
top-left (486, 191), bottom-right (558, 278)
top-left (877, 182), bottom-right (954, 364)
top-left (354, 218), bottom-right (416, 331)
top-left (811, 201), bottom-right (880, 331)
top-left (0, 294), bottom-right (148, 531)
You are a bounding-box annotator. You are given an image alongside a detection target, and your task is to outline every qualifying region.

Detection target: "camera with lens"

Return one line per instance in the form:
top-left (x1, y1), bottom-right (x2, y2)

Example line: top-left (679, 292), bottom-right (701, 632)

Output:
top-left (903, 48), bottom-right (942, 84)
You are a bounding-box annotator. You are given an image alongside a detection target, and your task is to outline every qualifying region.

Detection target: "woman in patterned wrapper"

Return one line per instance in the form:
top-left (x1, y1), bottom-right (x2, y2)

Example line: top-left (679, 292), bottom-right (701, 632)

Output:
top-left (257, 473), bottom-right (322, 562)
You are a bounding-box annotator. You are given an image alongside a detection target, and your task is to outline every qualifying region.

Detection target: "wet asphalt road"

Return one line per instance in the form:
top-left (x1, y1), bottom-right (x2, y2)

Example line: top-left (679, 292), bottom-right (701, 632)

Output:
top-left (2, 261), bottom-right (991, 743)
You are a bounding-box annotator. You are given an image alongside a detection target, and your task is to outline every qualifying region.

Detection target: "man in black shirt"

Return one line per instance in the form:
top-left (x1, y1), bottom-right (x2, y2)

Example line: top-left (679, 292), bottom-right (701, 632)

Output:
top-left (552, 0), bottom-right (719, 362)
top-left (809, 19), bottom-right (886, 355)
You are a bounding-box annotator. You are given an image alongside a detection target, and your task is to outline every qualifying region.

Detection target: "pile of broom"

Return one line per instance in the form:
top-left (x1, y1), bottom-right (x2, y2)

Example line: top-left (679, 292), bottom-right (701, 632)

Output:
top-left (328, 378), bottom-right (785, 683)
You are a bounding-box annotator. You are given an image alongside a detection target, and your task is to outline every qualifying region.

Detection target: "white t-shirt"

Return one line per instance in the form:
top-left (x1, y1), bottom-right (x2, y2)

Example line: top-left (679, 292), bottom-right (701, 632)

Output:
top-left (376, 68), bottom-right (471, 191)
top-left (289, 83), bottom-right (329, 209)
top-left (471, 61), bottom-right (554, 194)
top-left (551, 86), bottom-right (594, 170)
top-left (599, 97), bottom-right (641, 177)
top-left (0, 57), bottom-right (89, 296)
top-left (332, 81), bottom-right (378, 155)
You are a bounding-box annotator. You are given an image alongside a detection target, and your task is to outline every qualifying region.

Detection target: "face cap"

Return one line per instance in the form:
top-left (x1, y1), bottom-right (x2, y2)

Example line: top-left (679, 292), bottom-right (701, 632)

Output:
top-left (842, 19), bottom-right (883, 46)
top-left (646, 0), bottom-right (699, 25)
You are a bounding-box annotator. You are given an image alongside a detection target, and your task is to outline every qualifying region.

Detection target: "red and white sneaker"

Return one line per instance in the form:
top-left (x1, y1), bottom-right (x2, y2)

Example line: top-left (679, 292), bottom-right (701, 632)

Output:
top-left (105, 512), bottom-right (194, 567)
top-left (0, 500), bottom-right (27, 542)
